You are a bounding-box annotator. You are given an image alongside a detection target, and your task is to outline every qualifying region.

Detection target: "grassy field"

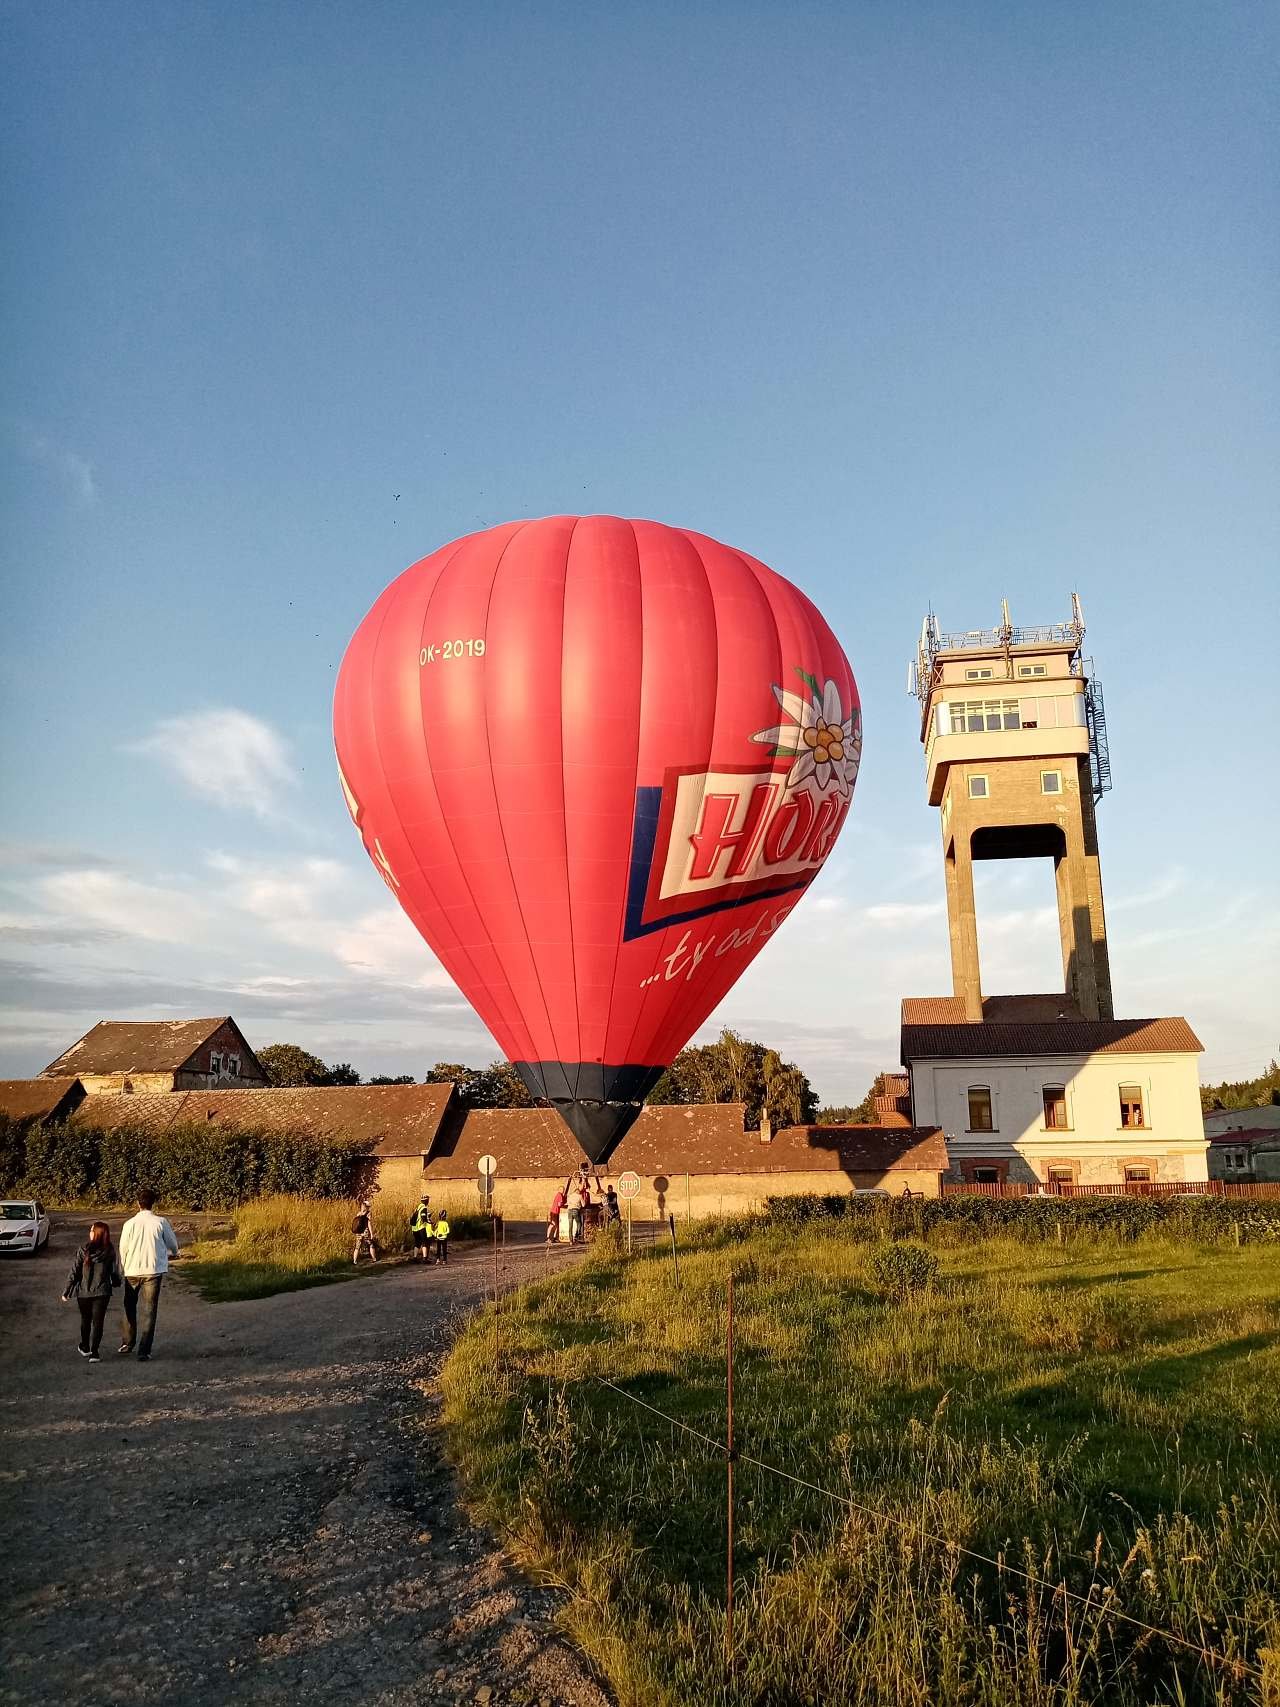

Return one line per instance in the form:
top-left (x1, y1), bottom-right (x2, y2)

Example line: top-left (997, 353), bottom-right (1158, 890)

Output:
top-left (441, 1220), bottom-right (1280, 1707)
top-left (184, 1189), bottom-right (488, 1300)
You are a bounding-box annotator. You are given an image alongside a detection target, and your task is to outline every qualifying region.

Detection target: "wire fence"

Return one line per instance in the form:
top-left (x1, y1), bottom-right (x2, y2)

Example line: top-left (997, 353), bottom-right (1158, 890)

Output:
top-left (491, 1218), bottom-right (1267, 1690)
top-left (940, 1179), bottom-right (1280, 1200)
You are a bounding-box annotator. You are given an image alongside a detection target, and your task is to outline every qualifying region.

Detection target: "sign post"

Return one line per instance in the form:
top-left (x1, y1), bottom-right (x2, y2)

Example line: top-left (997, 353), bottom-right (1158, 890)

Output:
top-left (477, 1154), bottom-right (499, 1373)
top-left (477, 1152), bottom-right (497, 1215)
top-left (617, 1170), bottom-right (641, 1254)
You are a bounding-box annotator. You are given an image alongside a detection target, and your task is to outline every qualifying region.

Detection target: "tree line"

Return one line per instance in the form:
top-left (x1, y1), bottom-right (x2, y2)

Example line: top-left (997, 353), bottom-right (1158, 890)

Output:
top-left (257, 1032), bottom-right (888, 1129)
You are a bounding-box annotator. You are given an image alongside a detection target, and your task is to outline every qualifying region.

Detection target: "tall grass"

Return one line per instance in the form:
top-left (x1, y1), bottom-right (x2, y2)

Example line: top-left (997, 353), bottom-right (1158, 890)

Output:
top-left (441, 1224), bottom-right (1280, 1706)
top-left (184, 1188), bottom-right (487, 1299)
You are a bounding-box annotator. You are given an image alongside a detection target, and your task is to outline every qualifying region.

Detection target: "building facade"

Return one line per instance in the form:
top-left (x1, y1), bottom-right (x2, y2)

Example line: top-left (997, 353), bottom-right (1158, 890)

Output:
top-left (903, 1008), bottom-right (1207, 1186)
top-left (902, 601), bottom-right (1208, 1187)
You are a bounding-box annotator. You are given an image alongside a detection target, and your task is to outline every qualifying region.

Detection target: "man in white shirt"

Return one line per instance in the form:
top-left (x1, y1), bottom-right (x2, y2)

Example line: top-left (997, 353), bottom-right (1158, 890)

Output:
top-left (118, 1190), bottom-right (179, 1362)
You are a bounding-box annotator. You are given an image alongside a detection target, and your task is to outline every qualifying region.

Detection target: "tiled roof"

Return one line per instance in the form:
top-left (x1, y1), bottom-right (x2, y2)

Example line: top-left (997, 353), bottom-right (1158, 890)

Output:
top-left (422, 1104), bottom-right (948, 1179)
top-left (0, 1077), bottom-right (83, 1123)
top-left (901, 997), bottom-right (1201, 1061)
top-left (42, 1018), bottom-right (234, 1076)
top-left (71, 1084), bottom-right (456, 1154)
top-left (770, 1125), bottom-right (949, 1173)
top-left (423, 1106), bottom-right (587, 1179)
top-left (1208, 1129), bottom-right (1275, 1148)
top-left (901, 995), bottom-right (1088, 1025)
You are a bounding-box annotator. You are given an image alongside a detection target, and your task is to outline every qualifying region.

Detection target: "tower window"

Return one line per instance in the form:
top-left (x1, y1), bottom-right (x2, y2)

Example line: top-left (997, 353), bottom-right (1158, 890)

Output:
top-left (965, 668), bottom-right (994, 680)
top-left (1042, 1085), bottom-right (1069, 1128)
top-left (1018, 664), bottom-right (1048, 677)
top-left (948, 698), bottom-right (1021, 735)
top-left (1041, 771), bottom-right (1062, 794)
top-left (967, 1086), bottom-right (994, 1131)
top-left (1119, 1084), bottom-right (1146, 1128)
top-left (968, 775), bottom-right (988, 798)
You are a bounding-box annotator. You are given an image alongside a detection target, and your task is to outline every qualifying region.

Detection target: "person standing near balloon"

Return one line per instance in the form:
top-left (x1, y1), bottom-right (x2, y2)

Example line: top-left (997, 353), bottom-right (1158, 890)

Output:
top-left (547, 1185), bottom-right (565, 1244)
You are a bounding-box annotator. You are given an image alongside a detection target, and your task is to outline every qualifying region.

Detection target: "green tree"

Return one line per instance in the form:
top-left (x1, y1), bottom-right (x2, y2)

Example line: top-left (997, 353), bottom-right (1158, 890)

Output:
top-left (423, 1060), bottom-right (535, 1108)
top-left (646, 1029), bottom-right (817, 1129)
top-left (818, 1073), bottom-right (891, 1125)
top-left (368, 1073), bottom-right (416, 1086)
top-left (258, 1043), bottom-right (330, 1087)
top-left (323, 1061), bottom-right (362, 1086)
top-left (1200, 1054), bottom-right (1280, 1114)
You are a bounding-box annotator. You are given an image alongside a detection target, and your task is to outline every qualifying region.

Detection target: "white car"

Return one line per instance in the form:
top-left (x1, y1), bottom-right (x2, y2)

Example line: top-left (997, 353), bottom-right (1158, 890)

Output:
top-left (0, 1200), bottom-right (51, 1256)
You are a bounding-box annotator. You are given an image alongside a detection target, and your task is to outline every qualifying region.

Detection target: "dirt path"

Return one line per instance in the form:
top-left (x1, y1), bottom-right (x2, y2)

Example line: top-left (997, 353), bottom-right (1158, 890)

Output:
top-left (0, 1219), bottom-right (611, 1707)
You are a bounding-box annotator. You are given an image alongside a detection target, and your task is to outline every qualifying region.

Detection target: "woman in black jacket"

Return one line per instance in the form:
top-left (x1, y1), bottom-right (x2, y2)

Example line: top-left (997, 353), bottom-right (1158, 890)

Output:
top-left (62, 1221), bottom-right (123, 1361)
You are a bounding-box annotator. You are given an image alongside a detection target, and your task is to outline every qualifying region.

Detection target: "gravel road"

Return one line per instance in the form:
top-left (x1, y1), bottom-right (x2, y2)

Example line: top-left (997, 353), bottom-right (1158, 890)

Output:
top-left (0, 1218), bottom-right (611, 1707)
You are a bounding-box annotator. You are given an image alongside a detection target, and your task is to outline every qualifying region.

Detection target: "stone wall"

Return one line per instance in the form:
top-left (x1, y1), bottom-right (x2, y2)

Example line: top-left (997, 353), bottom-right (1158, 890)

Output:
top-left (376, 1155), bottom-right (941, 1221)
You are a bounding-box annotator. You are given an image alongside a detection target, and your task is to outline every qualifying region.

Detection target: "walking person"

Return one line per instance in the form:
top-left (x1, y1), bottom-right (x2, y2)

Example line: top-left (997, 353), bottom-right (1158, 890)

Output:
top-left (433, 1209), bottom-right (450, 1264)
top-left (62, 1220), bottom-right (123, 1362)
top-left (351, 1196), bottom-right (379, 1265)
top-left (118, 1191), bottom-right (179, 1363)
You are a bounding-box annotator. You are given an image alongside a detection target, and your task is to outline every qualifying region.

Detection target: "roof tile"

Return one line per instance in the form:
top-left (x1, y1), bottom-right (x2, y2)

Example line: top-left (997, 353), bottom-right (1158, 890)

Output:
top-left (43, 1018), bottom-right (237, 1076)
top-left (901, 998), bottom-right (1201, 1060)
top-left (71, 1083), bottom-right (455, 1152)
top-left (0, 1077), bottom-right (83, 1122)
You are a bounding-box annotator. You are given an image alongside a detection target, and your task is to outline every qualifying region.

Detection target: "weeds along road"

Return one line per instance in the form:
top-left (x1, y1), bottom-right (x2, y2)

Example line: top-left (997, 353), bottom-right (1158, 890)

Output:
top-left (0, 1218), bottom-right (612, 1707)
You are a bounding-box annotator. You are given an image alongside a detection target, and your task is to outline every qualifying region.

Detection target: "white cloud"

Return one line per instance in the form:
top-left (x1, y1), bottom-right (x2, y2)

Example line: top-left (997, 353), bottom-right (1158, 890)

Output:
top-left (130, 709), bottom-right (297, 819)
top-left (36, 869), bottom-right (213, 943)
top-left (333, 905), bottom-right (451, 986)
top-left (862, 900), bottom-right (946, 927)
top-left (13, 420), bottom-right (97, 505)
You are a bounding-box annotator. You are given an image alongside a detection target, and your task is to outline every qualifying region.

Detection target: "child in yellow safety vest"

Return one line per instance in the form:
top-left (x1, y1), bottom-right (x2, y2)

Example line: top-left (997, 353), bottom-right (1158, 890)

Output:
top-left (433, 1211), bottom-right (450, 1264)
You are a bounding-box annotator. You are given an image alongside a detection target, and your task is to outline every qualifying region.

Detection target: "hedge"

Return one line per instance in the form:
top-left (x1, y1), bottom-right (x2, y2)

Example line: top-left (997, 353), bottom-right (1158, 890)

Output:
top-left (0, 1113), bottom-right (370, 1210)
top-left (764, 1189), bottom-right (1280, 1244)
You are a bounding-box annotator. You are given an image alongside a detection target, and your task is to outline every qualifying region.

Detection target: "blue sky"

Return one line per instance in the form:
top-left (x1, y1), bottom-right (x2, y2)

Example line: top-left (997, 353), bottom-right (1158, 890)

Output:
top-left (2, 1), bottom-right (1276, 1098)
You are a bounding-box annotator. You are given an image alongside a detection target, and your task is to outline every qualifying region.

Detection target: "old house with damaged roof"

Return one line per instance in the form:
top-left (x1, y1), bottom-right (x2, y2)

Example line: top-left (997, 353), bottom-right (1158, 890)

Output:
top-left (40, 1018), bottom-right (267, 1095)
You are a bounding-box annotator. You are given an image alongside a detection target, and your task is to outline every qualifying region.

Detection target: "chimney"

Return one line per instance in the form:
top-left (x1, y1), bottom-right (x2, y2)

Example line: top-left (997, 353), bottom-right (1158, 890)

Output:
top-left (759, 1110), bottom-right (773, 1144)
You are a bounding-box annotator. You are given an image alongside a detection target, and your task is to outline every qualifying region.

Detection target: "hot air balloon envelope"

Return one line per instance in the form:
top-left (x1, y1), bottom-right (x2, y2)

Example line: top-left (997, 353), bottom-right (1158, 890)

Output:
top-left (334, 517), bottom-right (860, 1161)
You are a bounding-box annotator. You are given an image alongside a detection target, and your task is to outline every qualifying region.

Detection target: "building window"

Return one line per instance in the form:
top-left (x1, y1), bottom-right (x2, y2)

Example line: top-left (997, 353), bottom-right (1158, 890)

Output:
top-left (948, 698), bottom-right (1022, 735)
top-left (1042, 1085), bottom-right (1069, 1129)
top-left (1047, 1165), bottom-right (1075, 1189)
top-left (1124, 1165), bottom-right (1152, 1183)
top-left (1119, 1084), bottom-right (1146, 1128)
top-left (210, 1052), bottom-right (222, 1076)
top-left (227, 1056), bottom-right (240, 1077)
top-left (1224, 1147), bottom-right (1249, 1172)
top-left (1041, 770), bottom-right (1062, 795)
top-left (967, 1086), bottom-right (994, 1132)
top-left (1018, 664), bottom-right (1048, 677)
top-left (965, 668), bottom-right (994, 680)
top-left (968, 775), bottom-right (989, 799)
top-left (973, 1166), bottom-right (1000, 1184)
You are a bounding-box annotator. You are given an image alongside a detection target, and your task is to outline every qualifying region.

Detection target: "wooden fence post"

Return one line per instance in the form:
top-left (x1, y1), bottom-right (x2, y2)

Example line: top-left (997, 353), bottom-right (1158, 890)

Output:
top-left (726, 1269), bottom-right (735, 1673)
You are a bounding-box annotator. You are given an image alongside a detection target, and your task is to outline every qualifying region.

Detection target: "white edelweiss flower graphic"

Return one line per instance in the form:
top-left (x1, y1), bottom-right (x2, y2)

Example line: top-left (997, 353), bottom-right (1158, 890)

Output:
top-left (751, 670), bottom-right (862, 796)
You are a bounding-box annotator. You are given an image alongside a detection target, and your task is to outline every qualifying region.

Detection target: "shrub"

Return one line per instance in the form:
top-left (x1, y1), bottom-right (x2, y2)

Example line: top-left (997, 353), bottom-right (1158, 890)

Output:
top-left (763, 1190), bottom-right (1280, 1245)
top-left (9, 1118), bottom-right (370, 1208)
top-left (868, 1239), bottom-right (938, 1299)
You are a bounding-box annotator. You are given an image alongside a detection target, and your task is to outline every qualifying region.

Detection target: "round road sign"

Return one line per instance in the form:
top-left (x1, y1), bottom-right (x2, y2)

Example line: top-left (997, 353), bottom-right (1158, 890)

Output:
top-left (617, 1170), bottom-right (641, 1201)
top-left (477, 1153), bottom-right (498, 1177)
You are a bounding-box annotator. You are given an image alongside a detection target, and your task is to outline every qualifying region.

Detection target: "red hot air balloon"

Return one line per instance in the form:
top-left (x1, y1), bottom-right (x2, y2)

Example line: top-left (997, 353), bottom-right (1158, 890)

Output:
top-left (334, 517), bottom-right (860, 1162)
